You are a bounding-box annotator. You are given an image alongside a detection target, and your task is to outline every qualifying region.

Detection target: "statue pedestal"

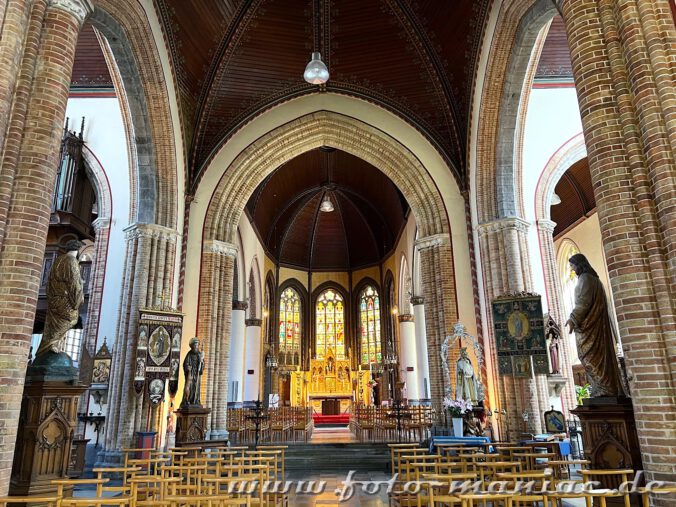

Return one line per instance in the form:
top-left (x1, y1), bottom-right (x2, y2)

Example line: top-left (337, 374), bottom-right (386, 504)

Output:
top-left (175, 405), bottom-right (211, 445)
top-left (10, 366), bottom-right (86, 495)
top-left (571, 397), bottom-right (642, 505)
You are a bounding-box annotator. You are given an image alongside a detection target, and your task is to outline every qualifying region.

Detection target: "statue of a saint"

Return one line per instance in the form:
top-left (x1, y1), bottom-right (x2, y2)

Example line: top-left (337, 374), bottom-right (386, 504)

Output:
top-left (545, 316), bottom-right (562, 375)
top-left (455, 347), bottom-right (479, 403)
top-left (565, 253), bottom-right (625, 398)
top-left (181, 338), bottom-right (204, 407)
top-left (37, 240), bottom-right (84, 358)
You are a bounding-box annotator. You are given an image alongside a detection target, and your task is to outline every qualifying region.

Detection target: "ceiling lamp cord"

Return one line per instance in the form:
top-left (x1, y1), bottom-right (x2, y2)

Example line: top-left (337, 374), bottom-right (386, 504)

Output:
top-left (304, 0), bottom-right (329, 84)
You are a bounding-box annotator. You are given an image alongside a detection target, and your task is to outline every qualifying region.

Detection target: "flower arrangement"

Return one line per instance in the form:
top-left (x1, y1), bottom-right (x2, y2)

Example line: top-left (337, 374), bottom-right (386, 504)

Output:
top-left (575, 384), bottom-right (591, 406)
top-left (367, 379), bottom-right (378, 389)
top-left (443, 396), bottom-right (473, 418)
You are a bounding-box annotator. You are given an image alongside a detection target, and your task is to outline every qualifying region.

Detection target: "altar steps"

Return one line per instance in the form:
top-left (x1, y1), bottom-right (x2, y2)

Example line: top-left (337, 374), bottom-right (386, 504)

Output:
top-left (284, 443), bottom-right (391, 472)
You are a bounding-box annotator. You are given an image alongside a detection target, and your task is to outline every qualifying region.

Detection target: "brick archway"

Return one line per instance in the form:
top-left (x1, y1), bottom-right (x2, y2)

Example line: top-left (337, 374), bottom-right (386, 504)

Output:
top-left (197, 110), bottom-right (460, 436)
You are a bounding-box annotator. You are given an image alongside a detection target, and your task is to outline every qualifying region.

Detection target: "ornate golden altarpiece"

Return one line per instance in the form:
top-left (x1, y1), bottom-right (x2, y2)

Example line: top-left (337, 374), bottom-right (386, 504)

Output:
top-left (290, 348), bottom-right (371, 413)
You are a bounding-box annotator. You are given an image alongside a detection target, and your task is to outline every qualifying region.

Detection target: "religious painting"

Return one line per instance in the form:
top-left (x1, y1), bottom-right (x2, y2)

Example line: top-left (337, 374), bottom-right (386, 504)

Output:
top-left (135, 308), bottom-right (183, 404)
top-left (492, 293), bottom-right (548, 375)
top-left (544, 408), bottom-right (566, 433)
top-left (91, 337), bottom-right (112, 385)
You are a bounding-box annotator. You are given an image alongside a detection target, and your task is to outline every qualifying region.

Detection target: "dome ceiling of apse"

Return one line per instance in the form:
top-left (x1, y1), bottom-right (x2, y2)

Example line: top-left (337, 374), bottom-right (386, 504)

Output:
top-left (551, 157), bottom-right (596, 239)
top-left (151, 0), bottom-right (494, 191)
top-left (246, 148), bottom-right (409, 271)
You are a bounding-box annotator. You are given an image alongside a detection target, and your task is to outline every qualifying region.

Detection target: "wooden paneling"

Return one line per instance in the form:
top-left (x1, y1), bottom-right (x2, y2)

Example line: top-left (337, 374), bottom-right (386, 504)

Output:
top-left (247, 148), bottom-right (407, 270)
top-left (552, 157), bottom-right (596, 238)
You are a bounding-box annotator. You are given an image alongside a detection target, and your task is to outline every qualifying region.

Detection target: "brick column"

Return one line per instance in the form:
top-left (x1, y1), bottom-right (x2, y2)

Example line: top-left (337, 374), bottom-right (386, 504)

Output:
top-left (559, 0), bottom-right (676, 489)
top-left (477, 218), bottom-right (546, 439)
top-left (198, 240), bottom-right (236, 438)
top-left (537, 219), bottom-right (576, 416)
top-left (415, 234), bottom-right (458, 419)
top-left (100, 223), bottom-right (178, 461)
top-left (0, 0), bottom-right (91, 492)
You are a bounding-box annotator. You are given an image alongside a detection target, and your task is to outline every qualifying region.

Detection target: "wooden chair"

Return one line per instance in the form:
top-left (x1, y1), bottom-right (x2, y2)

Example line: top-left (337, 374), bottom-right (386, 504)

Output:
top-left (128, 475), bottom-right (180, 506)
top-left (512, 452), bottom-right (556, 471)
top-left (92, 466), bottom-right (142, 494)
top-left (60, 498), bottom-right (133, 507)
top-left (542, 489), bottom-right (622, 507)
top-left (166, 495), bottom-right (252, 506)
top-left (475, 461), bottom-right (521, 484)
top-left (52, 478), bottom-right (109, 499)
top-left (457, 492), bottom-right (513, 506)
top-left (579, 469), bottom-right (635, 507)
top-left (422, 472), bottom-right (478, 506)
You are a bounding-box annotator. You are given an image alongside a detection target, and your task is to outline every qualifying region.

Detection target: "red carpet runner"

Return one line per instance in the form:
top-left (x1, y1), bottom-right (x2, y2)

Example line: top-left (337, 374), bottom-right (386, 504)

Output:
top-left (312, 414), bottom-right (350, 425)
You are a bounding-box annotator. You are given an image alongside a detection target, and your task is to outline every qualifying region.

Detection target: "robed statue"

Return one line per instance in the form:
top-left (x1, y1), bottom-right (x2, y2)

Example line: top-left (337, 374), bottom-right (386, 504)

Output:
top-left (565, 253), bottom-right (625, 398)
top-left (455, 347), bottom-right (479, 403)
top-left (37, 240), bottom-right (84, 358)
top-left (181, 338), bottom-right (204, 407)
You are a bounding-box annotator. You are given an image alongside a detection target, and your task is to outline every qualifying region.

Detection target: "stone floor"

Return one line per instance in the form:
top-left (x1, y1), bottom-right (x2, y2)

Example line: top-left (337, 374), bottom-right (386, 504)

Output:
top-left (310, 425), bottom-right (357, 444)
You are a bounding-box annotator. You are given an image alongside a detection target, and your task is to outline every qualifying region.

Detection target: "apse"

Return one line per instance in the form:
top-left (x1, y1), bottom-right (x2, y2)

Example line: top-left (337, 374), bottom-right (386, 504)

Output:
top-left (246, 147), bottom-right (410, 271)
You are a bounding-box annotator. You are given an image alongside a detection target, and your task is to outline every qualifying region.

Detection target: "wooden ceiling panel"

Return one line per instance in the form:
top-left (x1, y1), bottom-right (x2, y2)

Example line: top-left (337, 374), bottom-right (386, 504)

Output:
top-left (71, 23), bottom-right (112, 88)
top-left (536, 16), bottom-right (573, 80)
top-left (247, 148), bottom-right (407, 270)
top-left (552, 157), bottom-right (596, 238)
top-left (155, 0), bottom-right (493, 188)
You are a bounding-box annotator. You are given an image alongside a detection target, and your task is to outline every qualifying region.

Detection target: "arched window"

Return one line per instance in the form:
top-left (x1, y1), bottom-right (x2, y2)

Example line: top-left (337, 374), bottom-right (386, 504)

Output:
top-left (315, 289), bottom-right (345, 359)
top-left (558, 240), bottom-right (580, 322)
top-left (359, 285), bottom-right (381, 364)
top-left (279, 288), bottom-right (301, 358)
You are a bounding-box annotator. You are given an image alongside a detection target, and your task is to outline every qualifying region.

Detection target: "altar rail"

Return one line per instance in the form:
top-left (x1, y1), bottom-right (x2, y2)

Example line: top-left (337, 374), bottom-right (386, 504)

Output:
top-left (226, 407), bottom-right (314, 444)
top-left (350, 404), bottom-right (435, 443)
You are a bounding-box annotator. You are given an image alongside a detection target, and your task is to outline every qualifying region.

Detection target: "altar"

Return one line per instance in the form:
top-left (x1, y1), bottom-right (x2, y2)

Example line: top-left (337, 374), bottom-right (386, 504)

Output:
top-left (290, 348), bottom-right (371, 412)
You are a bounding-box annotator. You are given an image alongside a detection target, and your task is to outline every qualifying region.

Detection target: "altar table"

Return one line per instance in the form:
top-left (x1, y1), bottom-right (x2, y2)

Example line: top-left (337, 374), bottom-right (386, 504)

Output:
top-left (429, 436), bottom-right (492, 453)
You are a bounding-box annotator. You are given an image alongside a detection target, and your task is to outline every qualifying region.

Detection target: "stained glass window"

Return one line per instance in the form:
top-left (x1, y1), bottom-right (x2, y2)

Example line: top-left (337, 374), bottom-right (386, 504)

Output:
top-left (315, 289), bottom-right (345, 359)
top-left (359, 285), bottom-right (381, 364)
top-left (279, 288), bottom-right (301, 357)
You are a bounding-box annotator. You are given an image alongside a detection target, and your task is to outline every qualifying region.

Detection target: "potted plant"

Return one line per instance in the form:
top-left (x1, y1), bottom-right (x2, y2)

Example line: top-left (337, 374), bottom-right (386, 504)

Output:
top-left (575, 384), bottom-right (591, 406)
top-left (443, 396), bottom-right (473, 437)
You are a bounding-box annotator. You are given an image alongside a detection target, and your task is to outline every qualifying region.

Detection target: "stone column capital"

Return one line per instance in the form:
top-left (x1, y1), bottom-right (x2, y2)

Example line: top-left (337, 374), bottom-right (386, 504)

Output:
top-left (477, 216), bottom-right (530, 236)
top-left (232, 300), bottom-right (248, 311)
top-left (537, 219), bottom-right (557, 234)
top-left (245, 318), bottom-right (262, 327)
top-left (203, 239), bottom-right (238, 257)
top-left (48, 0), bottom-right (94, 24)
top-left (414, 233), bottom-right (451, 251)
top-left (398, 314), bottom-right (415, 323)
top-left (124, 222), bottom-right (180, 243)
top-left (92, 217), bottom-right (111, 232)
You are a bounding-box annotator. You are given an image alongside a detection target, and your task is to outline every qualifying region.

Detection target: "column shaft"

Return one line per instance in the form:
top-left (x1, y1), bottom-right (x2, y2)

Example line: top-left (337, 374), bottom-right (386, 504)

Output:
top-left (244, 321), bottom-right (262, 402)
top-left (0, 0), bottom-right (91, 491)
top-left (228, 304), bottom-right (247, 406)
top-left (412, 298), bottom-right (430, 400)
top-left (398, 317), bottom-right (419, 401)
top-left (198, 241), bottom-right (236, 437)
top-left (561, 0), bottom-right (676, 486)
top-left (101, 224), bottom-right (178, 459)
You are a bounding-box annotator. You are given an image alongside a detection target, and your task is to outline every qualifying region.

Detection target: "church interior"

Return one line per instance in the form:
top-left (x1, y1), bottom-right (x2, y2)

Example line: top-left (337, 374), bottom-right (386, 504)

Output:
top-left (0, 0), bottom-right (674, 505)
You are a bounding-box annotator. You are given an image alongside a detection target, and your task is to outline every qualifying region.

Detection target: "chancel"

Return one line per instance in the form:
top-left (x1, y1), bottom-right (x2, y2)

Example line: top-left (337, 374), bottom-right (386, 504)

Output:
top-left (0, 0), bottom-right (674, 505)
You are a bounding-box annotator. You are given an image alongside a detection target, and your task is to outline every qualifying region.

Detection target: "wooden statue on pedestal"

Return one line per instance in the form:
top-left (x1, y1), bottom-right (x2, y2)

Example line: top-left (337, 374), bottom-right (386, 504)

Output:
top-left (11, 240), bottom-right (87, 495)
top-left (567, 253), bottom-right (641, 496)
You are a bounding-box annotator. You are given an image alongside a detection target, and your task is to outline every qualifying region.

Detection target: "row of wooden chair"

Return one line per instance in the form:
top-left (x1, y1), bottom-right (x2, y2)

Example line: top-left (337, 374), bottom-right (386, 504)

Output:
top-left (350, 405), bottom-right (435, 442)
top-left (387, 442), bottom-right (676, 507)
top-left (0, 445), bottom-right (289, 507)
top-left (226, 407), bottom-right (313, 444)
